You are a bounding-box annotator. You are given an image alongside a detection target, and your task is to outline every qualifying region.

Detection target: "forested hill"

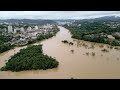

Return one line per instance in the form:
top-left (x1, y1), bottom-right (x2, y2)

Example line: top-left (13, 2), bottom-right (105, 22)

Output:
top-left (73, 16), bottom-right (120, 24)
top-left (0, 19), bottom-right (57, 25)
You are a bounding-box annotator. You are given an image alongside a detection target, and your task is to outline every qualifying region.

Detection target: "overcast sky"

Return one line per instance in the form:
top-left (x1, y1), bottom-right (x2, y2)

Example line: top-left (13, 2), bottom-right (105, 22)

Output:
top-left (0, 11), bottom-right (120, 19)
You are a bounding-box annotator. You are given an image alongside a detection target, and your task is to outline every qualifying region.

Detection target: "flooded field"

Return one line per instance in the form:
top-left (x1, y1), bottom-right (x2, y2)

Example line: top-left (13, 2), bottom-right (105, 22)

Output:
top-left (0, 26), bottom-right (120, 79)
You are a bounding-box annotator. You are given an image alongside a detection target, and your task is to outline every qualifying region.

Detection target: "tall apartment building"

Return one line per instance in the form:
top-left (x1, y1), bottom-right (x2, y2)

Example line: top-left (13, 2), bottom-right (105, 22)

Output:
top-left (8, 25), bottom-right (13, 33)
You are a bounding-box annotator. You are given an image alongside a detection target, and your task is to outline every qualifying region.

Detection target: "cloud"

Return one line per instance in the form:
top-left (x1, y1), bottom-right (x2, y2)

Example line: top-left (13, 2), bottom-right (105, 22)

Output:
top-left (0, 11), bottom-right (120, 19)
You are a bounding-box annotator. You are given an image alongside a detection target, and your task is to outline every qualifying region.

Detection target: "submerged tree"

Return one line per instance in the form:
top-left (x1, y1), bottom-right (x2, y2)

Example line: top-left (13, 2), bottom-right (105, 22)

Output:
top-left (62, 40), bottom-right (69, 44)
top-left (91, 52), bottom-right (95, 56)
top-left (86, 52), bottom-right (89, 55)
top-left (101, 49), bottom-right (109, 52)
top-left (69, 42), bottom-right (74, 45)
top-left (70, 50), bottom-right (74, 53)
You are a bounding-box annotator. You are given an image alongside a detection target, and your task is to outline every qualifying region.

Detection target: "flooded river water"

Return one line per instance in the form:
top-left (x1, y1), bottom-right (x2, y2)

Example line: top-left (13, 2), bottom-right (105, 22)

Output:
top-left (0, 26), bottom-right (120, 79)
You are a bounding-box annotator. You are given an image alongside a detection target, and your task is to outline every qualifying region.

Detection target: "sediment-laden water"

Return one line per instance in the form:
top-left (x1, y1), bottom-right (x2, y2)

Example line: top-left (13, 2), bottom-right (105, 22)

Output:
top-left (0, 26), bottom-right (120, 79)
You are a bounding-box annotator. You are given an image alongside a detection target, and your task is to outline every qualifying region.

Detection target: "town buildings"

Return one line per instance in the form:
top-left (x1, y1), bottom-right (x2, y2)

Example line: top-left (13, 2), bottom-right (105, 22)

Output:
top-left (0, 23), bottom-right (58, 45)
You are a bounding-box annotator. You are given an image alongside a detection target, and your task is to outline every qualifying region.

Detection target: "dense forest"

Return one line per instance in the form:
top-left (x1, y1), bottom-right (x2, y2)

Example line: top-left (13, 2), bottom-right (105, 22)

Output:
top-left (64, 20), bottom-right (120, 46)
top-left (0, 45), bottom-right (59, 72)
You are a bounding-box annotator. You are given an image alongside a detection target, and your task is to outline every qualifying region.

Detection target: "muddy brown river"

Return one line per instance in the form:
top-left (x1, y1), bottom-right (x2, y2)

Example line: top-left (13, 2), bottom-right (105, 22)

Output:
top-left (0, 26), bottom-right (120, 79)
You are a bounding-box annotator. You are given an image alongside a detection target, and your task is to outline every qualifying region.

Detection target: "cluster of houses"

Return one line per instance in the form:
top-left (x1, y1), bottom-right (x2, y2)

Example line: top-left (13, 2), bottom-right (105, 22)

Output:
top-left (6, 24), bottom-right (56, 45)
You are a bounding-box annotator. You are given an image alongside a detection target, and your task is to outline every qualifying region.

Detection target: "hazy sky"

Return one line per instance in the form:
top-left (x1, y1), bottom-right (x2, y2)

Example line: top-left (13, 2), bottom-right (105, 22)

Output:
top-left (0, 11), bottom-right (120, 19)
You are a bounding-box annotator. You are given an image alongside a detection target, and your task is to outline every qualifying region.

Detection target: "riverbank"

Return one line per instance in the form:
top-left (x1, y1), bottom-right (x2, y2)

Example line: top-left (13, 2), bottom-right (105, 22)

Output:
top-left (0, 28), bottom-right (59, 53)
top-left (63, 23), bottom-right (120, 46)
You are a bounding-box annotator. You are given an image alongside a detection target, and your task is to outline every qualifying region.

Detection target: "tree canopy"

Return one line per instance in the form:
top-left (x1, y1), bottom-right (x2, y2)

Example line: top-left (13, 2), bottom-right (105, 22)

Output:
top-left (1, 45), bottom-right (59, 72)
top-left (63, 21), bottom-right (120, 46)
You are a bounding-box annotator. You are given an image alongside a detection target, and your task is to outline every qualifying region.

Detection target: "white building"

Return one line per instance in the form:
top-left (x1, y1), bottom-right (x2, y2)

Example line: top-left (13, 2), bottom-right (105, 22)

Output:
top-left (8, 25), bottom-right (13, 33)
top-left (14, 27), bottom-right (20, 33)
top-left (14, 28), bottom-right (17, 33)
top-left (35, 26), bottom-right (38, 30)
top-left (19, 37), bottom-right (26, 42)
top-left (27, 27), bottom-right (32, 31)
top-left (107, 35), bottom-right (115, 39)
top-left (20, 27), bottom-right (24, 32)
top-left (78, 24), bottom-right (81, 26)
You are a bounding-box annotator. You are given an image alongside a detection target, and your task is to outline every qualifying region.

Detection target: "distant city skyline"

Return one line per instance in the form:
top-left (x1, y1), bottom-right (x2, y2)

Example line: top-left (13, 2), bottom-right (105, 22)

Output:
top-left (0, 11), bottom-right (120, 19)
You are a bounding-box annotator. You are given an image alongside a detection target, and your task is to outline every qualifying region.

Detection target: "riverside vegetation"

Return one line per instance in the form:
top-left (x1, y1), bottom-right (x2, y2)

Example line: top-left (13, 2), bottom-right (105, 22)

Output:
top-left (0, 32), bottom-right (15, 53)
top-left (64, 20), bottom-right (120, 46)
top-left (0, 28), bottom-right (59, 53)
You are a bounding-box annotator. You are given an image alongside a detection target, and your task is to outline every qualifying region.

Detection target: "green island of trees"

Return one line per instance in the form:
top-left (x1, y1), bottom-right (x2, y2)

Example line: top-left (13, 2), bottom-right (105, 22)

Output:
top-left (0, 45), bottom-right (59, 72)
top-left (64, 21), bottom-right (120, 46)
